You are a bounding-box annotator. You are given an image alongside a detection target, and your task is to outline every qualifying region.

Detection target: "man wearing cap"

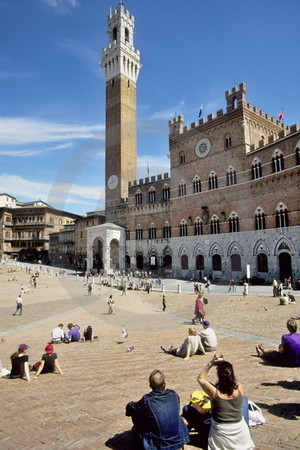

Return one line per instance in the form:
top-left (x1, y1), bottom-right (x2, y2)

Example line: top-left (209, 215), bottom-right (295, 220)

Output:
top-left (51, 323), bottom-right (65, 344)
top-left (33, 344), bottom-right (64, 378)
top-left (198, 321), bottom-right (217, 352)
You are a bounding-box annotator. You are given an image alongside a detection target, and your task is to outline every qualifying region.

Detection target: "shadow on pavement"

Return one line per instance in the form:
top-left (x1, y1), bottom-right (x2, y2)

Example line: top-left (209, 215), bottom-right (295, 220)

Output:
top-left (256, 402), bottom-right (300, 420)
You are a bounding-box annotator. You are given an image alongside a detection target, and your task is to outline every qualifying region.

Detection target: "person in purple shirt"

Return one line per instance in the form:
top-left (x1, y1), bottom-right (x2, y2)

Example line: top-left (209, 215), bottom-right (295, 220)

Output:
top-left (67, 323), bottom-right (81, 342)
top-left (256, 319), bottom-right (300, 367)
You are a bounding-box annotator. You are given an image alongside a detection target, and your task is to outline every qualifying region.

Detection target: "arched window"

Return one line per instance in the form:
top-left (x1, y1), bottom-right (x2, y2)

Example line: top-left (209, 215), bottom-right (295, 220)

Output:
top-left (254, 207), bottom-right (265, 230)
top-left (272, 150), bottom-right (284, 173)
top-left (135, 227), bottom-right (143, 240)
top-left (212, 254), bottom-right (222, 271)
top-left (181, 254), bottom-right (189, 270)
top-left (148, 188), bottom-right (156, 203)
top-left (163, 225), bottom-right (171, 238)
top-left (179, 220), bottom-right (188, 237)
top-left (276, 203), bottom-right (289, 228)
top-left (208, 171), bottom-right (218, 190)
top-left (179, 181), bottom-right (186, 196)
top-left (228, 213), bottom-right (239, 233)
top-left (162, 185), bottom-right (170, 201)
top-left (135, 191), bottom-right (142, 205)
top-left (113, 27), bottom-right (117, 41)
top-left (125, 28), bottom-right (129, 42)
top-left (257, 253), bottom-right (268, 272)
top-left (233, 98), bottom-right (238, 109)
top-left (194, 218), bottom-right (203, 236)
top-left (180, 153), bottom-right (186, 164)
top-left (210, 215), bottom-right (220, 234)
top-left (227, 167), bottom-right (237, 186)
top-left (193, 176), bottom-right (201, 193)
top-left (225, 135), bottom-right (232, 148)
top-left (252, 158), bottom-right (262, 179)
top-left (125, 228), bottom-right (130, 240)
top-left (148, 226), bottom-right (156, 240)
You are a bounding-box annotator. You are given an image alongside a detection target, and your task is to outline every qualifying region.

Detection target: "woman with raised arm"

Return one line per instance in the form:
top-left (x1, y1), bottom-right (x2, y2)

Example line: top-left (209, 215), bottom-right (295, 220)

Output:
top-left (197, 355), bottom-right (254, 449)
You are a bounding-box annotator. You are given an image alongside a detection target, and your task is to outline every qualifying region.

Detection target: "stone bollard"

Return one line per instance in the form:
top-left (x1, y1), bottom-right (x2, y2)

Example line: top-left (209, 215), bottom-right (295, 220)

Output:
top-left (243, 282), bottom-right (249, 296)
top-left (177, 284), bottom-right (181, 294)
top-left (161, 283), bottom-right (165, 293)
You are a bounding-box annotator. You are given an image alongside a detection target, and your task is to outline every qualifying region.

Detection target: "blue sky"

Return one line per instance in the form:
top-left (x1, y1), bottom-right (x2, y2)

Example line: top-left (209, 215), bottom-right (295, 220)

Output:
top-left (0, 0), bottom-right (299, 215)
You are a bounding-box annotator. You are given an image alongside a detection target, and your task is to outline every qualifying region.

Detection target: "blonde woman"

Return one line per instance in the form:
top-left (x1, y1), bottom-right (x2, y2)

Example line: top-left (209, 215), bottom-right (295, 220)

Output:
top-left (161, 327), bottom-right (205, 360)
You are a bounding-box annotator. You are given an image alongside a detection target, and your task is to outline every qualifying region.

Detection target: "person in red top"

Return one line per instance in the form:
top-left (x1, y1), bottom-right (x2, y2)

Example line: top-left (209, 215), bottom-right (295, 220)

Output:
top-left (192, 292), bottom-right (206, 324)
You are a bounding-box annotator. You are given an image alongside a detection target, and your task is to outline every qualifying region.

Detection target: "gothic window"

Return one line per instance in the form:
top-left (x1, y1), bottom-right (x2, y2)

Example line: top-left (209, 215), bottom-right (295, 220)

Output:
top-left (135, 191), bottom-right (143, 205)
top-left (212, 254), bottom-right (222, 271)
top-left (210, 216), bottom-right (220, 234)
top-left (113, 27), bottom-right (117, 41)
top-left (181, 254), bottom-right (189, 270)
top-left (179, 181), bottom-right (186, 197)
top-left (163, 225), bottom-right (171, 238)
top-left (125, 28), bottom-right (129, 42)
top-left (257, 253), bottom-right (268, 272)
top-left (208, 171), bottom-right (218, 190)
top-left (272, 150), bottom-right (284, 173)
top-left (179, 220), bottom-right (188, 237)
top-left (227, 167), bottom-right (237, 186)
top-left (125, 229), bottom-right (130, 240)
top-left (136, 228), bottom-right (143, 240)
top-left (254, 208), bottom-right (265, 230)
top-left (276, 203), bottom-right (289, 228)
top-left (194, 218), bottom-right (203, 236)
top-left (162, 186), bottom-right (170, 201)
top-left (148, 188), bottom-right (156, 203)
top-left (228, 213), bottom-right (239, 233)
top-left (252, 159), bottom-right (262, 179)
top-left (193, 176), bottom-right (201, 193)
top-left (148, 227), bottom-right (157, 240)
top-left (180, 153), bottom-right (186, 164)
top-left (225, 135), bottom-right (232, 148)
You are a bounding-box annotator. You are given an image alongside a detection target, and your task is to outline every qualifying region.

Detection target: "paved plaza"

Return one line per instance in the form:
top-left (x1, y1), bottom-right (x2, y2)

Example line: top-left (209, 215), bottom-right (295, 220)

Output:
top-left (0, 264), bottom-right (299, 449)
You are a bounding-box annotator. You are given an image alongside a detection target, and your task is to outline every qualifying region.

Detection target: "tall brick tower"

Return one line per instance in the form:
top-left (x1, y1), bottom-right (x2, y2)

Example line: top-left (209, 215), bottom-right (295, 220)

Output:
top-left (101, 1), bottom-right (141, 213)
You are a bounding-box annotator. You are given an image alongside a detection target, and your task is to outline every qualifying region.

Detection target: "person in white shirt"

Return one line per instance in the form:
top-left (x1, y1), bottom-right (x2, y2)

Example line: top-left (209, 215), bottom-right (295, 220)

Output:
top-left (199, 321), bottom-right (217, 352)
top-left (51, 323), bottom-right (65, 344)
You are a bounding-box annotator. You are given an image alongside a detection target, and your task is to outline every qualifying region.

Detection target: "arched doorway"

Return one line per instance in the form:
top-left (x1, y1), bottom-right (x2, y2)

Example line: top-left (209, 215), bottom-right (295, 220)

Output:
top-left (196, 254), bottom-right (204, 270)
top-left (163, 254), bottom-right (172, 271)
top-left (93, 238), bottom-right (103, 271)
top-left (149, 255), bottom-right (158, 271)
top-left (231, 254), bottom-right (241, 272)
top-left (279, 252), bottom-right (292, 281)
top-left (212, 254), bottom-right (222, 271)
top-left (110, 239), bottom-right (119, 270)
top-left (125, 255), bottom-right (130, 269)
top-left (136, 254), bottom-right (143, 270)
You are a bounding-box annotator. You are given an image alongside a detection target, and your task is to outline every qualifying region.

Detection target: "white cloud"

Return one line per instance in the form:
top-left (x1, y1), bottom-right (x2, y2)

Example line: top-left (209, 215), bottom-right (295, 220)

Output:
top-left (40, 0), bottom-right (79, 14)
top-left (149, 101), bottom-right (185, 120)
top-left (0, 143), bottom-right (74, 157)
top-left (0, 174), bottom-right (104, 209)
top-left (0, 117), bottom-right (104, 147)
top-left (58, 38), bottom-right (101, 77)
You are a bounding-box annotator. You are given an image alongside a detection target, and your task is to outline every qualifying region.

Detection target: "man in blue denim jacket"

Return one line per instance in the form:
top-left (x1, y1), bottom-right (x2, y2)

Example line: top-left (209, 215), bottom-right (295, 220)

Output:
top-left (126, 369), bottom-right (189, 449)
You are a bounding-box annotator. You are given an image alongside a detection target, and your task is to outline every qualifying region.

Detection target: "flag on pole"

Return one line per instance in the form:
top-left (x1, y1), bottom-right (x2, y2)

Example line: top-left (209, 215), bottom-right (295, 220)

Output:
top-left (198, 105), bottom-right (203, 118)
top-left (277, 108), bottom-right (284, 122)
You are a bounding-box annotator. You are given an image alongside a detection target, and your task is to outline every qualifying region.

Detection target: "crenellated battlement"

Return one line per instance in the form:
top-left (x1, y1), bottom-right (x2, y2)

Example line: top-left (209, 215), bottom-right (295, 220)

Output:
top-left (169, 82), bottom-right (297, 138)
top-left (129, 173), bottom-right (170, 188)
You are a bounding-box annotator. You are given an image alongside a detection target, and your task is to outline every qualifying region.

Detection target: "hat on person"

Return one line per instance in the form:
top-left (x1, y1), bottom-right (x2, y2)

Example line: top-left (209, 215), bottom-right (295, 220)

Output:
top-left (18, 343), bottom-right (30, 351)
top-left (44, 344), bottom-right (54, 354)
top-left (203, 321), bottom-right (210, 327)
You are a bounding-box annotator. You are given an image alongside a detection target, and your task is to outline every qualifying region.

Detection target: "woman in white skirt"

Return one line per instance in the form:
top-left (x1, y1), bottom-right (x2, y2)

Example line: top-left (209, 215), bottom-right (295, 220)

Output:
top-left (197, 355), bottom-right (254, 450)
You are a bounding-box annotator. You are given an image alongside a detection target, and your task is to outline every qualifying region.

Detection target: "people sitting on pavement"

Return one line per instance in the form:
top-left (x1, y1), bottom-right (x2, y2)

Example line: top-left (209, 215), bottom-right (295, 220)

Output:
top-left (199, 321), bottom-right (217, 352)
top-left (288, 292), bottom-right (296, 303)
top-left (83, 325), bottom-right (98, 341)
top-left (33, 344), bottom-right (64, 378)
top-left (196, 355), bottom-right (254, 449)
top-left (192, 292), bottom-right (207, 324)
top-left (125, 369), bottom-right (189, 449)
top-left (256, 319), bottom-right (300, 367)
top-left (50, 323), bottom-right (65, 344)
top-left (161, 326), bottom-right (205, 360)
top-left (10, 343), bottom-right (31, 383)
top-left (66, 323), bottom-right (81, 342)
